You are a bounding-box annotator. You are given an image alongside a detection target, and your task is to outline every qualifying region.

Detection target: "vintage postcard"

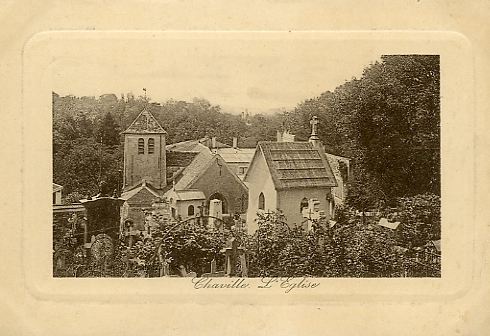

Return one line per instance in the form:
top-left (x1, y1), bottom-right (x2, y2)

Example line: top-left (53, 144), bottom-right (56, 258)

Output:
top-left (4, 1), bottom-right (485, 333)
top-left (21, 31), bottom-right (472, 299)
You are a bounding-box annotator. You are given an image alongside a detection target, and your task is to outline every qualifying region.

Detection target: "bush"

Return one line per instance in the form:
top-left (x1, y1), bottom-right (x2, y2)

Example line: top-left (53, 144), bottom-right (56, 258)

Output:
top-left (392, 193), bottom-right (441, 247)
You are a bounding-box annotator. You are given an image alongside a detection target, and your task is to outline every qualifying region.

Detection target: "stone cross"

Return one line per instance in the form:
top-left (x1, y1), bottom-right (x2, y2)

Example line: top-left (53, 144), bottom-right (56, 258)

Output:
top-left (310, 116), bottom-right (319, 136)
top-left (221, 237), bottom-right (247, 277)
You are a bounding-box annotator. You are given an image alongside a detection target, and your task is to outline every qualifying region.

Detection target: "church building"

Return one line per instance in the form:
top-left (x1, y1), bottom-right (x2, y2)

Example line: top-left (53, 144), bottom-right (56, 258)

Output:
top-left (120, 108), bottom-right (248, 231)
top-left (243, 116), bottom-right (338, 233)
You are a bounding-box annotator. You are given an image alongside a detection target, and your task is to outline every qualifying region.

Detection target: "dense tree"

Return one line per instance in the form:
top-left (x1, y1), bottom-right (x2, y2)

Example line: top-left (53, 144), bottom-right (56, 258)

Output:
top-left (96, 112), bottom-right (121, 147)
top-left (282, 55), bottom-right (440, 206)
top-left (391, 193), bottom-right (441, 247)
top-left (355, 55), bottom-right (440, 200)
top-left (53, 55), bottom-right (440, 208)
top-left (52, 92), bottom-right (280, 199)
top-left (53, 138), bottom-right (123, 197)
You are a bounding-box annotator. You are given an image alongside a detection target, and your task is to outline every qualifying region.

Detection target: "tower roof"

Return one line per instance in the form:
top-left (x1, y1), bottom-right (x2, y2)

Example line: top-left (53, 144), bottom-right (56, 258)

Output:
top-left (123, 108), bottom-right (167, 134)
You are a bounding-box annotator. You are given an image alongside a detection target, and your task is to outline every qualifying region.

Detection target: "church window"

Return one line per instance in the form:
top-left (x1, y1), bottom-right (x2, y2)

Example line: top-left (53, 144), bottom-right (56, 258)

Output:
top-left (138, 138), bottom-right (145, 154)
top-left (148, 138), bottom-right (155, 154)
top-left (300, 198), bottom-right (308, 212)
top-left (188, 205), bottom-right (195, 216)
top-left (258, 192), bottom-right (265, 210)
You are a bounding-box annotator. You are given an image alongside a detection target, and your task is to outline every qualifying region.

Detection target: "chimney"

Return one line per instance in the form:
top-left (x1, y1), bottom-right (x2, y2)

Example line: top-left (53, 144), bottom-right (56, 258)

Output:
top-left (211, 137), bottom-right (217, 148)
top-left (233, 137), bottom-right (238, 149)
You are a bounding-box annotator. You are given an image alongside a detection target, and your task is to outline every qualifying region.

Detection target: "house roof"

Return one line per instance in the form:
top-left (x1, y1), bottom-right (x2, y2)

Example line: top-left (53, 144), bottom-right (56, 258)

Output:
top-left (53, 183), bottom-right (63, 193)
top-left (122, 108), bottom-right (167, 134)
top-left (166, 137), bottom-right (230, 152)
top-left (199, 137), bottom-right (231, 149)
top-left (246, 141), bottom-right (338, 190)
top-left (170, 151), bottom-right (247, 193)
top-left (216, 148), bottom-right (256, 164)
top-left (166, 151), bottom-right (200, 168)
top-left (172, 190), bottom-right (206, 201)
top-left (121, 182), bottom-right (162, 206)
top-left (173, 151), bottom-right (215, 190)
top-left (166, 140), bottom-right (210, 153)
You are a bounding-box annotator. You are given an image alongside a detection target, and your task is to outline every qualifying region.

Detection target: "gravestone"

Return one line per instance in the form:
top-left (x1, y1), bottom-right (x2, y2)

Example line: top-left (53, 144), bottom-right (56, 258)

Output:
top-left (208, 199), bottom-right (223, 229)
top-left (201, 259), bottom-right (226, 277)
top-left (221, 237), bottom-right (247, 277)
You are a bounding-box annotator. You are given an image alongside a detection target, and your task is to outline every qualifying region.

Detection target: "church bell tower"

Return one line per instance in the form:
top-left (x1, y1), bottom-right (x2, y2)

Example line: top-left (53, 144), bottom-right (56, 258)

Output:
top-left (122, 108), bottom-right (167, 191)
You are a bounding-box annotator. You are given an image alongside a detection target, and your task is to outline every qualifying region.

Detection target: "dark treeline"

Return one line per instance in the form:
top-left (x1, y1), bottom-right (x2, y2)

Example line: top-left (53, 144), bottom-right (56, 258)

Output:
top-left (53, 55), bottom-right (440, 209)
top-left (283, 55), bottom-right (440, 209)
top-left (53, 92), bottom-right (281, 198)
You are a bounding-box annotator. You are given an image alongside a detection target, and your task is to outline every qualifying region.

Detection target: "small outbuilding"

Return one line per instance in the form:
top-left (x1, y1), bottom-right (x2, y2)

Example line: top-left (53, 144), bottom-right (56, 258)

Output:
top-left (244, 117), bottom-right (338, 232)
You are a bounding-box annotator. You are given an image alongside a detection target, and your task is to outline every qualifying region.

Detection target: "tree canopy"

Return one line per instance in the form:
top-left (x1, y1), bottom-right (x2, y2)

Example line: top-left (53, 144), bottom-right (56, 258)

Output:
top-left (53, 54), bottom-right (440, 208)
top-left (283, 55), bottom-right (440, 206)
top-left (52, 92), bottom-right (281, 199)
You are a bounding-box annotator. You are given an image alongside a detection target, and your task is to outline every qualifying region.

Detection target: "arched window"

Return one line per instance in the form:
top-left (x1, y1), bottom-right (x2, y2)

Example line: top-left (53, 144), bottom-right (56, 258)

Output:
top-left (258, 192), bottom-right (265, 210)
top-left (187, 205), bottom-right (195, 216)
top-left (300, 198), bottom-right (309, 212)
top-left (148, 138), bottom-right (155, 154)
top-left (138, 138), bottom-right (145, 154)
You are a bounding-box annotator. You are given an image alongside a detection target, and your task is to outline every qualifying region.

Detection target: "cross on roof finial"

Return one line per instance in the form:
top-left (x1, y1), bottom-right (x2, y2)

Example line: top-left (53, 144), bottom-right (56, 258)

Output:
top-left (310, 116), bottom-right (319, 136)
top-left (309, 116), bottom-right (320, 147)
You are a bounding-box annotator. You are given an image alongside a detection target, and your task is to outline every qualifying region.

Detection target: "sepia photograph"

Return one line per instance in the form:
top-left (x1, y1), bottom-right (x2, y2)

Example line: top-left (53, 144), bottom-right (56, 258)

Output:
top-left (51, 36), bottom-right (441, 279)
top-left (4, 0), bottom-right (486, 333)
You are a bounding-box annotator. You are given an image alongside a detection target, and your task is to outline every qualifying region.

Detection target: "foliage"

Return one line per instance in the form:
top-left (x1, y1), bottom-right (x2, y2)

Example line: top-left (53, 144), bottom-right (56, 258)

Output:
top-left (53, 92), bottom-right (283, 197)
top-left (53, 137), bottom-right (123, 196)
top-left (96, 111), bottom-right (121, 147)
top-left (245, 212), bottom-right (290, 277)
top-left (282, 55), bottom-right (440, 206)
top-left (390, 193), bottom-right (441, 247)
top-left (331, 210), bottom-right (404, 277)
top-left (153, 218), bottom-right (225, 276)
top-left (62, 191), bottom-right (85, 204)
top-left (244, 211), bottom-right (405, 278)
top-left (53, 207), bottom-right (439, 278)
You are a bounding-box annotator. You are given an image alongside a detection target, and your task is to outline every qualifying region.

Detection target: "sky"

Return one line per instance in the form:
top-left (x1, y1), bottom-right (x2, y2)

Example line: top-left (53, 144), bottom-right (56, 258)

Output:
top-left (51, 34), bottom-right (383, 114)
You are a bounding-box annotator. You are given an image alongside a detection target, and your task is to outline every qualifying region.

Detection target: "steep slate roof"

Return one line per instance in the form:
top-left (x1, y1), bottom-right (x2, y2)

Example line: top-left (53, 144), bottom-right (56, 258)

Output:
top-left (173, 150), bottom-right (215, 190)
top-left (254, 142), bottom-right (338, 190)
top-left (166, 151), bottom-right (200, 168)
top-left (122, 109), bottom-right (167, 134)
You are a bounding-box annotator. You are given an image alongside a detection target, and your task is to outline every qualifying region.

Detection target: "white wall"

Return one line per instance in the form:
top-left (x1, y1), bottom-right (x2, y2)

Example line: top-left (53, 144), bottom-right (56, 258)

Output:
top-left (245, 152), bottom-right (277, 233)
